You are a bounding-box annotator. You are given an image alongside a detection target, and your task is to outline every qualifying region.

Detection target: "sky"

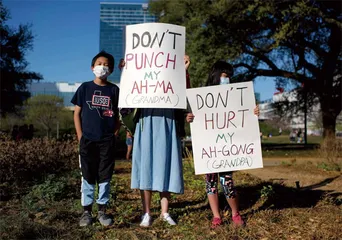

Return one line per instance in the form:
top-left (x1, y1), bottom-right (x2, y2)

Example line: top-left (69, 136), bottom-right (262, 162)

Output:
top-left (3, 0), bottom-right (276, 101)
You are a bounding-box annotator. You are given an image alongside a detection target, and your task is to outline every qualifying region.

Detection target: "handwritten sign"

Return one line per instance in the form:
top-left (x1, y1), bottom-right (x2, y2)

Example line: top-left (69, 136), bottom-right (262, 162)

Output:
top-left (186, 82), bottom-right (263, 175)
top-left (118, 23), bottom-right (186, 109)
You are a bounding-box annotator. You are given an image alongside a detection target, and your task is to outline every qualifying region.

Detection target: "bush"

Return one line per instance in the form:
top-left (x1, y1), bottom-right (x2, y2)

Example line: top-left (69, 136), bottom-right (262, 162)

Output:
top-left (259, 121), bottom-right (281, 136)
top-left (23, 172), bottom-right (81, 206)
top-left (317, 137), bottom-right (342, 171)
top-left (0, 134), bottom-right (79, 183)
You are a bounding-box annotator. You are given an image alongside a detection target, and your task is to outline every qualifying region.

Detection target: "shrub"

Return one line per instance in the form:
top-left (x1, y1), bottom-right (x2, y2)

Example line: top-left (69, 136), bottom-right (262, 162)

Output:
top-left (259, 121), bottom-right (281, 136)
top-left (0, 134), bottom-right (79, 183)
top-left (317, 137), bottom-right (342, 171)
top-left (23, 172), bottom-right (81, 207)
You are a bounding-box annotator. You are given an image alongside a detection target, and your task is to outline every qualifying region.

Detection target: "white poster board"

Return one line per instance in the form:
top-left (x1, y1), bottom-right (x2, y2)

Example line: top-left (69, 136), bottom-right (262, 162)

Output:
top-left (118, 23), bottom-right (186, 109)
top-left (186, 82), bottom-right (263, 175)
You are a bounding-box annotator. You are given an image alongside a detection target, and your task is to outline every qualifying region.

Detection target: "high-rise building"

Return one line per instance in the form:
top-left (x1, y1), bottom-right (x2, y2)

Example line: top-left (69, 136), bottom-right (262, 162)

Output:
top-left (100, 2), bottom-right (156, 83)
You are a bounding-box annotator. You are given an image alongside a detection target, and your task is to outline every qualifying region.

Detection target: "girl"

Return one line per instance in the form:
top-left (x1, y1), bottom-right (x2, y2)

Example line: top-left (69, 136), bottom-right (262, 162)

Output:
top-left (187, 60), bottom-right (259, 229)
top-left (131, 55), bottom-right (192, 227)
top-left (125, 131), bottom-right (133, 160)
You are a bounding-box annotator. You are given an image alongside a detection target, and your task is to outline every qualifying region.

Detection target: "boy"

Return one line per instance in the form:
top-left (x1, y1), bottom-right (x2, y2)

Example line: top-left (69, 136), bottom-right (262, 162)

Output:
top-left (71, 51), bottom-right (120, 227)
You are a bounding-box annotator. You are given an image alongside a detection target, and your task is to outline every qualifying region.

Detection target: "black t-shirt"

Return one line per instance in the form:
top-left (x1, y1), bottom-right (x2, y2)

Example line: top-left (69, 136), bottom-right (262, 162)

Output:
top-left (71, 81), bottom-right (120, 141)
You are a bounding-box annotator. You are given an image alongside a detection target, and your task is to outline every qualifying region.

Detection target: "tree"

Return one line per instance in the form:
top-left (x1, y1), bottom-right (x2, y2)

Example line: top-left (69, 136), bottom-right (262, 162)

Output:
top-left (24, 95), bottom-right (64, 138)
top-left (58, 109), bottom-right (74, 130)
top-left (0, 1), bottom-right (42, 116)
top-left (149, 0), bottom-right (341, 139)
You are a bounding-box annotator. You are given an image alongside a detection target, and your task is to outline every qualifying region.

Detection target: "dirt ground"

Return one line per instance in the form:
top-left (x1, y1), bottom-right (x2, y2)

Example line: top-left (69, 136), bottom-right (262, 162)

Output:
top-left (243, 157), bottom-right (342, 195)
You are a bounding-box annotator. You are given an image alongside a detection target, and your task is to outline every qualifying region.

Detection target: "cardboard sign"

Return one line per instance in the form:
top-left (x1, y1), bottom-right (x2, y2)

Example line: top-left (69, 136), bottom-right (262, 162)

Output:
top-left (186, 82), bottom-right (263, 175)
top-left (118, 23), bottom-right (186, 109)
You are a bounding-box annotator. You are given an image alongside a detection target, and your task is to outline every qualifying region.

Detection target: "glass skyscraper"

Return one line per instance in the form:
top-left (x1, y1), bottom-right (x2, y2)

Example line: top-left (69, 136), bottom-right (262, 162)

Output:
top-left (100, 2), bottom-right (156, 83)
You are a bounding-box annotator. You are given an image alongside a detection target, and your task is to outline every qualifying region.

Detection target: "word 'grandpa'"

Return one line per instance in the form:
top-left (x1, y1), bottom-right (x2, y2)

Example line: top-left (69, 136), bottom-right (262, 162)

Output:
top-left (209, 157), bottom-right (253, 170)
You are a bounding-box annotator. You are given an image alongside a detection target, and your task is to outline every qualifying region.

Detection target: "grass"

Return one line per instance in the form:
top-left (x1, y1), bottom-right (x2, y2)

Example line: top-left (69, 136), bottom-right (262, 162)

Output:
top-left (262, 148), bottom-right (318, 158)
top-left (261, 135), bottom-right (322, 144)
top-left (1, 158), bottom-right (341, 240)
top-left (260, 135), bottom-right (334, 158)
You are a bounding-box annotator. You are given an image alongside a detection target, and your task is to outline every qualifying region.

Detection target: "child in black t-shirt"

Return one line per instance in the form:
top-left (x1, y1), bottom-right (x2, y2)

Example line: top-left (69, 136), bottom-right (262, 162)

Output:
top-left (71, 51), bottom-right (120, 227)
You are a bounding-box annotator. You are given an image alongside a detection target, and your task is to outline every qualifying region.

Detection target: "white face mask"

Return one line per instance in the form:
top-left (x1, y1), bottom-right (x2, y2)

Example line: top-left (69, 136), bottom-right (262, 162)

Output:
top-left (220, 77), bottom-right (230, 85)
top-left (93, 65), bottom-right (111, 79)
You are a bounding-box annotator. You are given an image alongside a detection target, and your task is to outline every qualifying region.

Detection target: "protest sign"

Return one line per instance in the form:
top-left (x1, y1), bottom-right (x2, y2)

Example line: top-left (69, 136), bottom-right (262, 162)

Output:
top-left (186, 82), bottom-right (263, 175)
top-left (118, 23), bottom-right (186, 109)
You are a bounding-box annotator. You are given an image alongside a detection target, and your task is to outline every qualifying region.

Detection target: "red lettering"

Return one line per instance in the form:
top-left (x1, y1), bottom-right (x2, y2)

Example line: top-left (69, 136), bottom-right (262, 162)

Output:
top-left (144, 52), bottom-right (154, 68)
top-left (131, 81), bottom-right (140, 94)
top-left (135, 53), bottom-right (143, 70)
top-left (205, 113), bottom-right (214, 130)
top-left (125, 53), bottom-right (134, 69)
top-left (227, 111), bottom-right (237, 128)
top-left (131, 81), bottom-right (148, 94)
top-left (202, 148), bottom-right (210, 159)
top-left (216, 112), bottom-right (227, 129)
top-left (209, 146), bottom-right (217, 158)
top-left (238, 109), bottom-right (248, 128)
top-left (155, 52), bottom-right (164, 68)
top-left (166, 53), bottom-right (176, 69)
top-left (155, 81), bottom-right (164, 93)
top-left (126, 52), bottom-right (177, 69)
top-left (165, 82), bottom-right (174, 94)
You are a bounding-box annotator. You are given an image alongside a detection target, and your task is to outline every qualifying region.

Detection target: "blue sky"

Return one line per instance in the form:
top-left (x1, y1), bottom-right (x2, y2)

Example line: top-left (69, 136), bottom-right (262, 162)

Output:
top-left (3, 0), bottom-right (276, 101)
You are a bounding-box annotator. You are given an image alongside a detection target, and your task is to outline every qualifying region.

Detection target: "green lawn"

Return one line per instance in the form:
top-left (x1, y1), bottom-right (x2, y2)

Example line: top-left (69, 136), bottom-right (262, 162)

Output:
top-left (261, 135), bottom-right (322, 144)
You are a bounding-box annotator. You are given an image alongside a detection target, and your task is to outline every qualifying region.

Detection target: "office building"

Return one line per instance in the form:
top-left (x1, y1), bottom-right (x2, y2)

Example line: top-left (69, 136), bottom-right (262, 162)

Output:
top-left (28, 82), bottom-right (82, 109)
top-left (258, 90), bottom-right (322, 135)
top-left (28, 81), bottom-right (121, 110)
top-left (100, 2), bottom-right (157, 82)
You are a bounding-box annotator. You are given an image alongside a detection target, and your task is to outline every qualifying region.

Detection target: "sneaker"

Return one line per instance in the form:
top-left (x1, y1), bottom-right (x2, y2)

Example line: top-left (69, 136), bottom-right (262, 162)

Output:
top-left (232, 213), bottom-right (245, 227)
top-left (161, 213), bottom-right (176, 226)
top-left (140, 213), bottom-right (152, 227)
top-left (210, 217), bottom-right (222, 229)
top-left (79, 211), bottom-right (92, 227)
top-left (97, 211), bottom-right (113, 227)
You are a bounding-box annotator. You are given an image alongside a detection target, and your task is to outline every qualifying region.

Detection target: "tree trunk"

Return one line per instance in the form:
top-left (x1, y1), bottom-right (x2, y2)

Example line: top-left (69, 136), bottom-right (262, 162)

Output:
top-left (319, 25), bottom-right (340, 140)
top-left (47, 128), bottom-right (51, 138)
top-left (321, 108), bottom-right (337, 139)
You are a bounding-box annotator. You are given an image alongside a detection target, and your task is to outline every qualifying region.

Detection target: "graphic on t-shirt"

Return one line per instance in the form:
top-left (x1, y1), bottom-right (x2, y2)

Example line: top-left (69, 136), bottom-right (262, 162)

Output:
top-left (86, 90), bottom-right (113, 119)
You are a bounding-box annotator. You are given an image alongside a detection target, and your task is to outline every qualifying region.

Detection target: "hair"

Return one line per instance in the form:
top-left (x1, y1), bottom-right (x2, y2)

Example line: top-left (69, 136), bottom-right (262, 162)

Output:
top-left (91, 51), bottom-right (115, 71)
top-left (206, 60), bottom-right (234, 86)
